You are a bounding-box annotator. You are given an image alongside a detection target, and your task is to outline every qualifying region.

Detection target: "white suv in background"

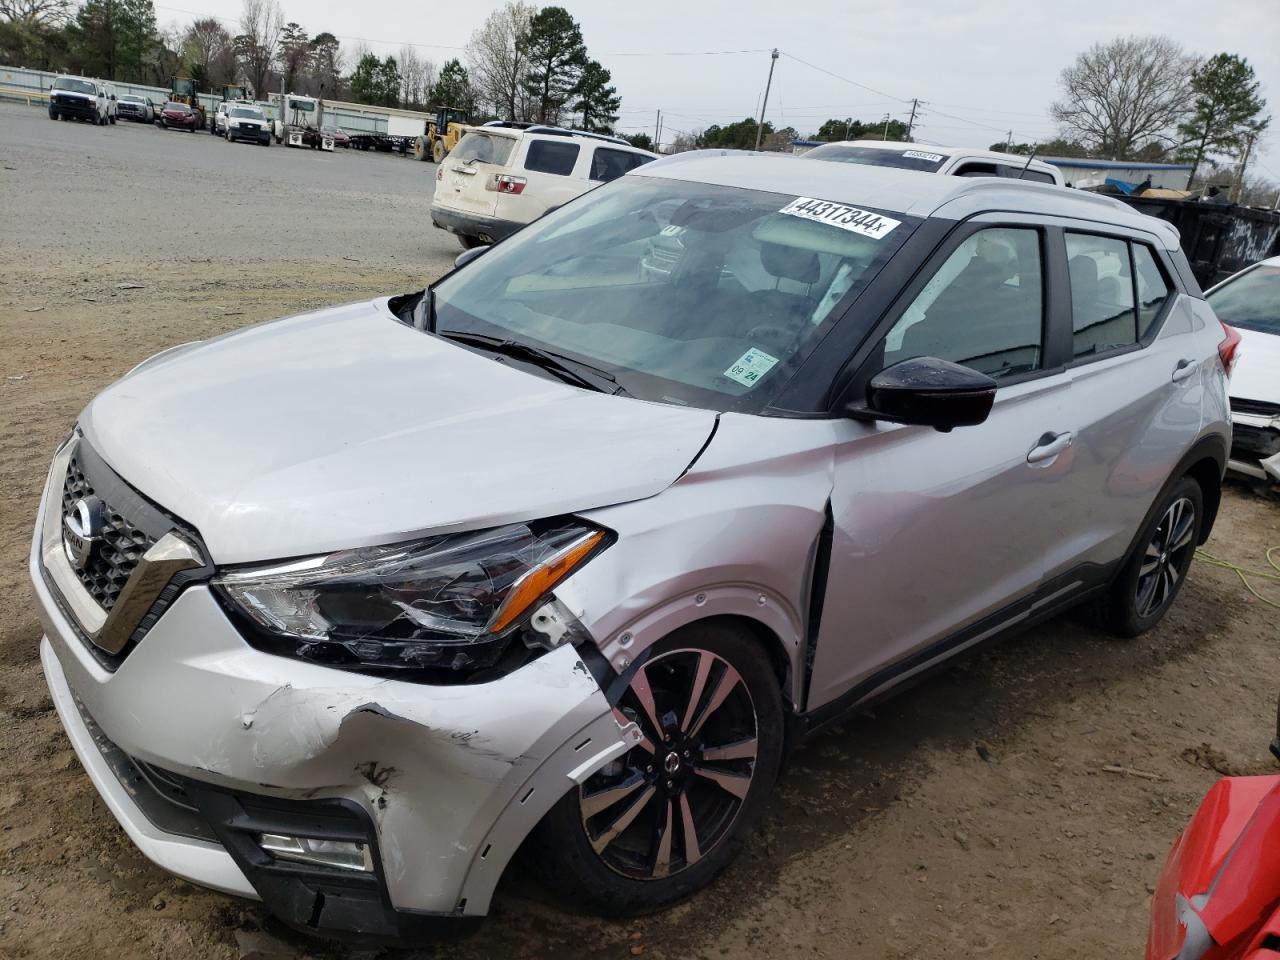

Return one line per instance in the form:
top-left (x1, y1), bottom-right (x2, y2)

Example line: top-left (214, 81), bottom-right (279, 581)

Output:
top-left (430, 124), bottom-right (657, 248)
top-left (804, 141), bottom-right (1065, 186)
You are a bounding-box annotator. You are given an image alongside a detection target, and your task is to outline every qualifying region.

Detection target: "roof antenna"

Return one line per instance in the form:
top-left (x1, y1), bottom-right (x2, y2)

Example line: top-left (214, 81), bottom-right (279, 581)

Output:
top-left (1017, 144), bottom-right (1040, 179)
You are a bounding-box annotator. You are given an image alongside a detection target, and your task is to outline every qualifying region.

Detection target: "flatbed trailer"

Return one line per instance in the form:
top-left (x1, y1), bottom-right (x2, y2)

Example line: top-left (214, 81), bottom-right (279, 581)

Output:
top-left (348, 133), bottom-right (414, 154)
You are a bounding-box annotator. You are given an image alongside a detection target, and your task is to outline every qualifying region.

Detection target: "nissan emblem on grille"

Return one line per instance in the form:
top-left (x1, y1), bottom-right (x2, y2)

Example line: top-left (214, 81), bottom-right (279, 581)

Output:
top-left (63, 496), bottom-right (104, 570)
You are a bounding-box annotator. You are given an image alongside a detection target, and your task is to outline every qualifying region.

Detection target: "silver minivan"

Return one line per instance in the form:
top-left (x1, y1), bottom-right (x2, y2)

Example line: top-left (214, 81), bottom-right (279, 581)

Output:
top-left (32, 157), bottom-right (1233, 938)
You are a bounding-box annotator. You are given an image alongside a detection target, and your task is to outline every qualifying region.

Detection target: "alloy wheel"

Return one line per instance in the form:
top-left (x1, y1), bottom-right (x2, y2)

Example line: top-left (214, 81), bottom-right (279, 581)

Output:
top-left (580, 647), bottom-right (758, 880)
top-left (1135, 496), bottom-right (1196, 619)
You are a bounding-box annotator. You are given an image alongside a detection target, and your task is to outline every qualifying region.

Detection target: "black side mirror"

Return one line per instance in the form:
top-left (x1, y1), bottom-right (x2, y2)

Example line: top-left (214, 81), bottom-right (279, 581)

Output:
top-left (454, 244), bottom-right (490, 269)
top-left (847, 356), bottom-right (997, 432)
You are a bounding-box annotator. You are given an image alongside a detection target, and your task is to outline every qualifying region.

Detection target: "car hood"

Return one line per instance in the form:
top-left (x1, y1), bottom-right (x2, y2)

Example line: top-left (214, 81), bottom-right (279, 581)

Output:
top-left (1231, 326), bottom-right (1280, 406)
top-left (80, 299), bottom-right (717, 565)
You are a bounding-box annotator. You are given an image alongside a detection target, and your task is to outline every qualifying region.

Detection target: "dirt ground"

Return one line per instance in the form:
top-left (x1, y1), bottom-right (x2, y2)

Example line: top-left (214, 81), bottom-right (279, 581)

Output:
top-left (2, 258), bottom-right (1278, 960)
top-left (2, 100), bottom-right (1280, 960)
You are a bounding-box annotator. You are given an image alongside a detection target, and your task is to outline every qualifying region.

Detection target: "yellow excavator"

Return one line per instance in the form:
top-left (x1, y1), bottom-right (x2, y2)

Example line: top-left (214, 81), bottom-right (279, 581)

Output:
top-left (413, 106), bottom-right (470, 163)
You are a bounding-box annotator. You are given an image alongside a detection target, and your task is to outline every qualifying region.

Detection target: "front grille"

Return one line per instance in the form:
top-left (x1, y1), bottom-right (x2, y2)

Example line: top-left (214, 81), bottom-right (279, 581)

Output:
top-left (61, 454), bottom-right (156, 611)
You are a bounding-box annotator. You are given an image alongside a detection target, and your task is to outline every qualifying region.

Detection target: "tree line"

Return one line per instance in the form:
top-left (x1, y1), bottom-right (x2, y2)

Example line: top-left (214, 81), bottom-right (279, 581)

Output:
top-left (0, 0), bottom-right (623, 132)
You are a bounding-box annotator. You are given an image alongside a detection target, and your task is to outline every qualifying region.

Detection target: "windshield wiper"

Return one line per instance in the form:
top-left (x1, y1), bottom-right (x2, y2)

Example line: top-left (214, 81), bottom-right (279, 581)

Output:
top-left (409, 286), bottom-right (437, 332)
top-left (435, 330), bottom-right (629, 396)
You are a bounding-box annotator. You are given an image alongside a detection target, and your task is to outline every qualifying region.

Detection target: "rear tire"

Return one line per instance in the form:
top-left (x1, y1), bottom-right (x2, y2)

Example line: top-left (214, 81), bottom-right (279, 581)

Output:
top-left (457, 234), bottom-right (485, 250)
top-left (432, 138), bottom-right (445, 163)
top-left (1100, 476), bottom-right (1202, 637)
top-left (526, 622), bottom-right (784, 916)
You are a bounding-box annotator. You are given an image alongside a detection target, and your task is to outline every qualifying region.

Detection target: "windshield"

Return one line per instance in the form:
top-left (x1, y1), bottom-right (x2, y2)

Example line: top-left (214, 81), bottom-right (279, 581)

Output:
top-left (805, 144), bottom-right (948, 173)
top-left (1208, 263), bottom-right (1280, 335)
top-left (451, 132), bottom-right (516, 166)
top-left (164, 102), bottom-right (189, 112)
top-left (288, 99), bottom-right (315, 113)
top-left (121, 95), bottom-right (144, 104)
top-left (230, 107), bottom-right (264, 119)
top-left (53, 77), bottom-right (96, 95)
top-left (430, 176), bottom-right (918, 411)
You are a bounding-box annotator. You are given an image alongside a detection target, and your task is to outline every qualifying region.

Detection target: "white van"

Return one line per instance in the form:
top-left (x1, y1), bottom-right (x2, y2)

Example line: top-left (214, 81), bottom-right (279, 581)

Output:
top-left (430, 125), bottom-right (657, 248)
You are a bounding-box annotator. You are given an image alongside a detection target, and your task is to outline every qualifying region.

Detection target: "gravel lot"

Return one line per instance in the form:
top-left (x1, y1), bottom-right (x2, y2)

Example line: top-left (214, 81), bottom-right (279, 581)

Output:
top-left (2, 99), bottom-right (1280, 960)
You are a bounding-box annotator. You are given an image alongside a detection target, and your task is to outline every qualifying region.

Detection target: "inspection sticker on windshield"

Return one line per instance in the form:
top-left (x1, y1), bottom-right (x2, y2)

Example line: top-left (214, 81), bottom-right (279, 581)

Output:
top-left (903, 150), bottom-right (945, 163)
top-left (778, 198), bottom-right (900, 240)
top-left (724, 348), bottom-right (780, 388)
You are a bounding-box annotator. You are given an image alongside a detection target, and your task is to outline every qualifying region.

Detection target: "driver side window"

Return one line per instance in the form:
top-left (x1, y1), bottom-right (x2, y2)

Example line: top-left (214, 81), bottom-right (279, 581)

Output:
top-left (881, 226), bottom-right (1044, 380)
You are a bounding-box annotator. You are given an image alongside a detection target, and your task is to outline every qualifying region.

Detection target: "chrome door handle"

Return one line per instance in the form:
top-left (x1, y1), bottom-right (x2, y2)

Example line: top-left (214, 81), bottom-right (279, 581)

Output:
top-left (1171, 358), bottom-right (1199, 382)
top-left (1027, 431), bottom-right (1074, 463)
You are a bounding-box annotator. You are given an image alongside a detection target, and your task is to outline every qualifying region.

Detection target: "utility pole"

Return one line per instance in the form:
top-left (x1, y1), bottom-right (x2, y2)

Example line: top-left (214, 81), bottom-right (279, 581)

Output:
top-left (881, 114), bottom-right (891, 140)
top-left (754, 48), bottom-right (779, 151)
top-left (844, 116), bottom-right (852, 140)
top-left (653, 109), bottom-right (661, 150)
top-left (905, 98), bottom-right (919, 141)
top-left (1006, 129), bottom-right (1013, 152)
top-left (1230, 130), bottom-right (1257, 204)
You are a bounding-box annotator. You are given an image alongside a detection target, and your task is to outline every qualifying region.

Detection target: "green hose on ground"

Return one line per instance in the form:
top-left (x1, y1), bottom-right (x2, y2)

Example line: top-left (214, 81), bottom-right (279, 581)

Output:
top-left (1195, 545), bottom-right (1280, 611)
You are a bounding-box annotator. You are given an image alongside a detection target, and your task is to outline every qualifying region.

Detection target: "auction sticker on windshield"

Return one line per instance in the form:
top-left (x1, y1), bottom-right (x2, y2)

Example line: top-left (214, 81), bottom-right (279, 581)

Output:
top-left (903, 150), bottom-right (945, 163)
top-left (724, 348), bottom-right (780, 388)
top-left (778, 198), bottom-right (900, 240)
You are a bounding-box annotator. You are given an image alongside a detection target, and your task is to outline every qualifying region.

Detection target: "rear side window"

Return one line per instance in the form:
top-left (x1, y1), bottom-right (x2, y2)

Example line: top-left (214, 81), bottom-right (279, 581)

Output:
top-left (1066, 233), bottom-right (1137, 358)
top-left (524, 140), bottom-right (580, 176)
top-left (1133, 245), bottom-right (1171, 336)
top-left (882, 226), bottom-right (1044, 380)
top-left (589, 147), bottom-right (651, 182)
top-left (452, 133), bottom-right (515, 166)
top-left (1014, 168), bottom-right (1056, 185)
top-left (953, 162), bottom-right (999, 178)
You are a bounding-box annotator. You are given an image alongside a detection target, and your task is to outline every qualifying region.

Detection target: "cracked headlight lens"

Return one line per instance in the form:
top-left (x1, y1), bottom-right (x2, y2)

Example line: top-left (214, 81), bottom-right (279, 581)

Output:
top-left (214, 520), bottom-right (606, 676)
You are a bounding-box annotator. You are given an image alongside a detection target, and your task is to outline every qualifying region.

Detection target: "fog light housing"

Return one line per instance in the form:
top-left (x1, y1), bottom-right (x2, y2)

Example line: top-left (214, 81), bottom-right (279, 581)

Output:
top-left (257, 833), bottom-right (374, 873)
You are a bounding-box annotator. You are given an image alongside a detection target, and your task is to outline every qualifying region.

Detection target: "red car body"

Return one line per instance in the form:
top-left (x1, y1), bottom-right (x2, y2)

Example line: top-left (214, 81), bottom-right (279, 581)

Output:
top-left (159, 104), bottom-right (198, 131)
top-left (1147, 774), bottom-right (1280, 960)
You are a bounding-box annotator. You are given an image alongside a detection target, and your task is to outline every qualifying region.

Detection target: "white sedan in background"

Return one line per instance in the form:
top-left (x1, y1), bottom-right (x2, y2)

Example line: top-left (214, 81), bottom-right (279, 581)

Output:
top-left (1207, 255), bottom-right (1280, 485)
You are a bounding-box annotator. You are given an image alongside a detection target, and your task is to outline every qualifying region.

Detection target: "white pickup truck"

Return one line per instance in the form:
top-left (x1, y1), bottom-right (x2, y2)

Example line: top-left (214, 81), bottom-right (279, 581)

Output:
top-left (47, 75), bottom-right (113, 126)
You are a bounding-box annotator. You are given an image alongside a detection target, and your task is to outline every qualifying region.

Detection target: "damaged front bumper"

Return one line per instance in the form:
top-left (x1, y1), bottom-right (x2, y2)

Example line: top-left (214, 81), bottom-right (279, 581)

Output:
top-left (32, 540), bottom-right (637, 936)
top-left (1228, 405), bottom-right (1280, 484)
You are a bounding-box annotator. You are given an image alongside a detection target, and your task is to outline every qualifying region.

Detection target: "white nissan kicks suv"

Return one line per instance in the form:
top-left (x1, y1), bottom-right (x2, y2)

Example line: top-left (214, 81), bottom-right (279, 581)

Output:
top-left (33, 157), bottom-right (1234, 940)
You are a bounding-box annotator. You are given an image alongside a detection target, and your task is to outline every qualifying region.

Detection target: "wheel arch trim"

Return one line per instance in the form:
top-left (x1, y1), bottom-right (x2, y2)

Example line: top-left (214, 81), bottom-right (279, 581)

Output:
top-left (590, 585), bottom-right (806, 711)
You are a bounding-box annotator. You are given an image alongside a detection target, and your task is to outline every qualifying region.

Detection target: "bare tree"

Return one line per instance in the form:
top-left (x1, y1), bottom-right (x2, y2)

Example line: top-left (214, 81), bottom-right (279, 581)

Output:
top-left (466, 0), bottom-right (535, 120)
top-left (398, 45), bottom-right (435, 110)
top-left (1052, 35), bottom-right (1197, 160)
top-left (0, 0), bottom-right (72, 24)
top-left (234, 0), bottom-right (283, 98)
top-left (183, 17), bottom-right (236, 88)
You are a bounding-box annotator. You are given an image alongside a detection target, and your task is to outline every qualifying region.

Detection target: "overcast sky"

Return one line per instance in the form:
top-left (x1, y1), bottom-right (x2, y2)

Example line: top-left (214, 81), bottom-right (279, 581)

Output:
top-left (158, 0), bottom-right (1280, 178)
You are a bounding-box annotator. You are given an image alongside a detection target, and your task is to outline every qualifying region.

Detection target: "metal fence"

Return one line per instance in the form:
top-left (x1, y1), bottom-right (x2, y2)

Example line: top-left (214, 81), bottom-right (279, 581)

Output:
top-left (0, 64), bottom-right (430, 136)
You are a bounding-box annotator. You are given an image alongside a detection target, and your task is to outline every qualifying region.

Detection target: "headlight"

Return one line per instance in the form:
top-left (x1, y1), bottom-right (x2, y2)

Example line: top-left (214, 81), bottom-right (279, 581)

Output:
top-left (214, 520), bottom-right (607, 679)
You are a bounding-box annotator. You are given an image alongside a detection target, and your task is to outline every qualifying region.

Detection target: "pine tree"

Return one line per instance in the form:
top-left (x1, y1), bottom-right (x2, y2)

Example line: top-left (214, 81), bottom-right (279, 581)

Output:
top-left (432, 57), bottom-right (471, 110)
top-left (518, 6), bottom-right (585, 125)
top-left (1177, 53), bottom-right (1270, 185)
top-left (572, 59), bottom-right (619, 133)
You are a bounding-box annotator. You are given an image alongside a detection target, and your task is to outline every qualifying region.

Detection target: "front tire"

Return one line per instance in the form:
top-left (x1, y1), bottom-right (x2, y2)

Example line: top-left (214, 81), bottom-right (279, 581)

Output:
top-left (528, 623), bottom-right (784, 915)
top-left (1100, 476), bottom-right (1202, 637)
